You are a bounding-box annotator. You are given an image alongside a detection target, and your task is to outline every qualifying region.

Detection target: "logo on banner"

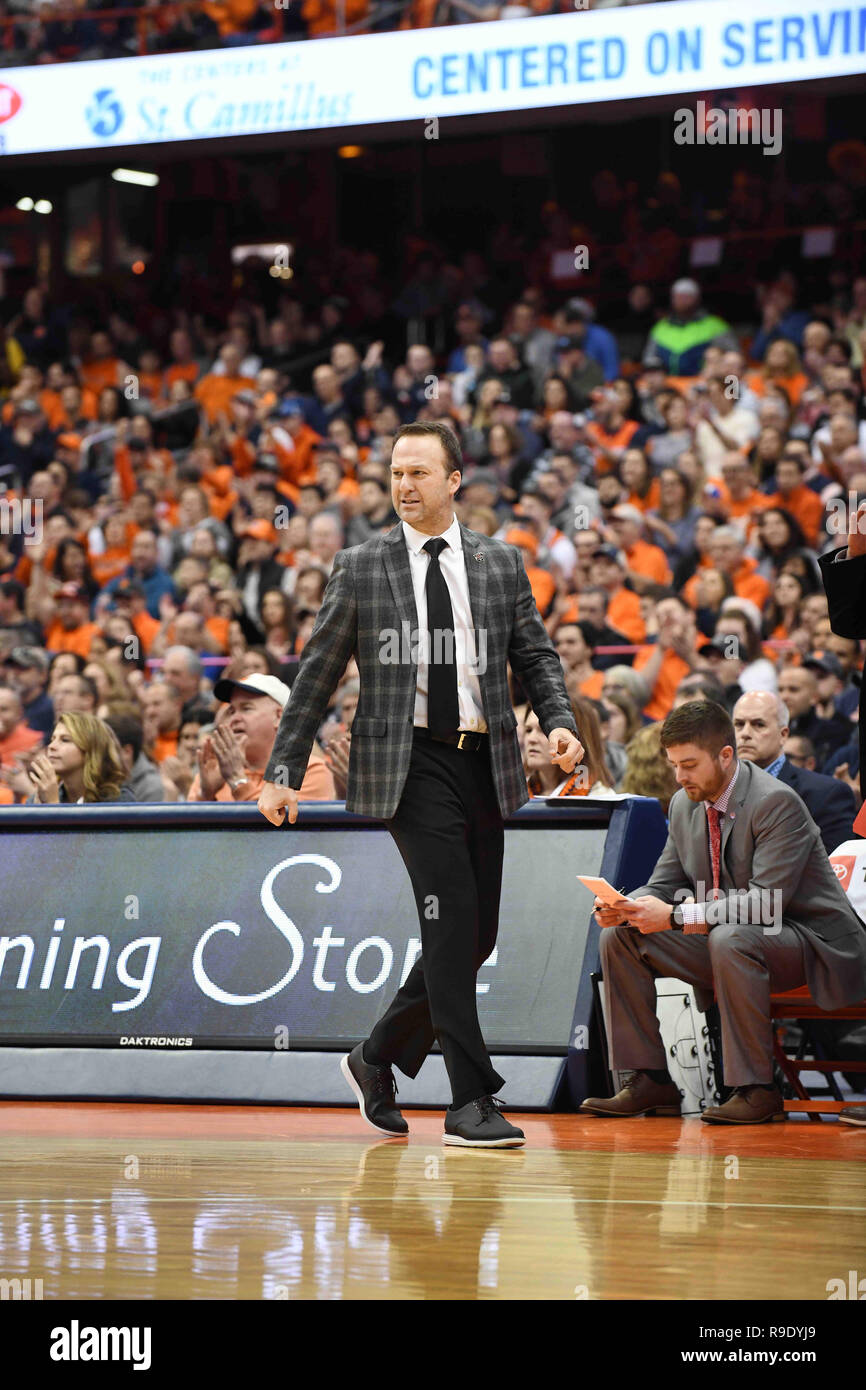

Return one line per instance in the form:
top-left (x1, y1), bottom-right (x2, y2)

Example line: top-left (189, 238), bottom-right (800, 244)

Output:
top-left (86, 89), bottom-right (124, 138)
top-left (0, 86), bottom-right (21, 124)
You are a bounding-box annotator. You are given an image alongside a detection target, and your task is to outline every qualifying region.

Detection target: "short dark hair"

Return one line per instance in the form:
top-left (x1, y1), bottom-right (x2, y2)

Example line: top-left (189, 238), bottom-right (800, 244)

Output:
top-left (393, 421), bottom-right (463, 477)
top-left (660, 700), bottom-right (736, 757)
top-left (0, 579), bottom-right (25, 609)
top-left (104, 712), bottom-right (143, 761)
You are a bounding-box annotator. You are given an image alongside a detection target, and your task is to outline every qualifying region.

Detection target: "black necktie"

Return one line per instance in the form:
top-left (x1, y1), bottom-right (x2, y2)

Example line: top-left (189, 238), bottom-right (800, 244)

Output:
top-left (423, 537), bottom-right (459, 737)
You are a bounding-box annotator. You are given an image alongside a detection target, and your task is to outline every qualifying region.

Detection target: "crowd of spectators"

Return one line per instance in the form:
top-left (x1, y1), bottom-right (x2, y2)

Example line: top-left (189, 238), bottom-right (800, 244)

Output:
top-left (1, 261), bottom-right (865, 845)
top-left (0, 0), bottom-right (684, 66)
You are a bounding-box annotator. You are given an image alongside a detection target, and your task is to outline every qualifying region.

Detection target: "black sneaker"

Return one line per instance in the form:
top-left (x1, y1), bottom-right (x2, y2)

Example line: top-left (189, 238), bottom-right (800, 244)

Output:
top-left (340, 1043), bottom-right (408, 1137)
top-left (442, 1095), bottom-right (525, 1148)
top-left (839, 1105), bottom-right (866, 1127)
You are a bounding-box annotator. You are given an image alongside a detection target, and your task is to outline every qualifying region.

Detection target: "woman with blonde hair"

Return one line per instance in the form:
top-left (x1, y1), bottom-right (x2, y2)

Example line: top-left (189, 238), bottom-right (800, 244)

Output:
top-left (621, 722), bottom-right (679, 817)
top-left (27, 712), bottom-right (134, 804)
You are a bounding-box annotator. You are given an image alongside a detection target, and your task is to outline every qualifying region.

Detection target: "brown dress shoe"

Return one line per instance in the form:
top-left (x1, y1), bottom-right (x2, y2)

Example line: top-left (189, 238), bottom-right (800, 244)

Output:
top-left (701, 1085), bottom-right (786, 1125)
top-left (839, 1106), bottom-right (866, 1127)
top-left (580, 1070), bottom-right (682, 1117)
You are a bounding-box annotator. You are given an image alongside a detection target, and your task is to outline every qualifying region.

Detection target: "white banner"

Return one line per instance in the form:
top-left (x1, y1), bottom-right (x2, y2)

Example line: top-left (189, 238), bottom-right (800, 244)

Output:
top-left (0, 0), bottom-right (863, 155)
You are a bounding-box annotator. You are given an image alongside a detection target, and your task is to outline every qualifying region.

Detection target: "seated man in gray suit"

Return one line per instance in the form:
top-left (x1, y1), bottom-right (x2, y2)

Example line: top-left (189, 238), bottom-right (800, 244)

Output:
top-left (581, 700), bottom-right (866, 1124)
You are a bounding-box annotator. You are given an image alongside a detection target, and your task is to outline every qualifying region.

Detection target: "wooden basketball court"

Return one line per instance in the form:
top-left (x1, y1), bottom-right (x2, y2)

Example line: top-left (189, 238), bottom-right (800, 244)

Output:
top-left (1, 1102), bottom-right (863, 1301)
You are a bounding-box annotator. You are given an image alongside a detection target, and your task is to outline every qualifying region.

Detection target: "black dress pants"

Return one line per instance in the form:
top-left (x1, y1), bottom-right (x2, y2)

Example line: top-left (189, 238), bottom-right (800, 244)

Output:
top-left (366, 731), bottom-right (506, 1108)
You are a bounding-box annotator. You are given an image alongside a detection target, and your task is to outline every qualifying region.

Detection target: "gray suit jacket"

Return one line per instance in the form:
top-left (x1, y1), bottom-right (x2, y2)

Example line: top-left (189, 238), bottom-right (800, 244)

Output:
top-left (633, 758), bottom-right (866, 1011)
top-left (264, 521), bottom-right (578, 819)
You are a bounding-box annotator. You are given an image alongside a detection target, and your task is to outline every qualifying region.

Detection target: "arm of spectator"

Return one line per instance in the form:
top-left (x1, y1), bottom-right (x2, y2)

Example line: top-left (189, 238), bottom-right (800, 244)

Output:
top-left (195, 736), bottom-right (226, 799)
top-left (323, 729), bottom-right (351, 800)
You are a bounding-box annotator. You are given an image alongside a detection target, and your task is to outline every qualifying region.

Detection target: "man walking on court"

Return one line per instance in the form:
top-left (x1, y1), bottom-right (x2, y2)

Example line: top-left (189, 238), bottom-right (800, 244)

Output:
top-left (258, 421), bottom-right (583, 1148)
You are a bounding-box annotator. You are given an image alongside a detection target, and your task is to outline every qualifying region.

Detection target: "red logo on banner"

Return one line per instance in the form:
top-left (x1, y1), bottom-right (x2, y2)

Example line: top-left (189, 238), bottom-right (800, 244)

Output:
top-left (0, 86), bottom-right (21, 123)
top-left (830, 855), bottom-right (856, 891)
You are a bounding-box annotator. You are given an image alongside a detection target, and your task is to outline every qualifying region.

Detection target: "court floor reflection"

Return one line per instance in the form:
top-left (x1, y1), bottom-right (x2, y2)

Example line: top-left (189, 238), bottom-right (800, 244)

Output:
top-left (0, 1109), bottom-right (863, 1300)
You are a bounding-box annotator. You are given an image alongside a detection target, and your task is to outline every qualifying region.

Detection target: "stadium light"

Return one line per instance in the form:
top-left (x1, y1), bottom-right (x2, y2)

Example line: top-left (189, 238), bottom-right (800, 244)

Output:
top-left (112, 169), bottom-right (160, 188)
top-left (16, 197), bottom-right (33, 211)
top-left (33, 200), bottom-right (53, 215)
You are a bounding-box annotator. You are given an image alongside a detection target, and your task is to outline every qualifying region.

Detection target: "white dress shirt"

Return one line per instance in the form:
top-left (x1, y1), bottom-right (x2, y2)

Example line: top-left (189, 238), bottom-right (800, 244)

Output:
top-left (402, 514), bottom-right (487, 733)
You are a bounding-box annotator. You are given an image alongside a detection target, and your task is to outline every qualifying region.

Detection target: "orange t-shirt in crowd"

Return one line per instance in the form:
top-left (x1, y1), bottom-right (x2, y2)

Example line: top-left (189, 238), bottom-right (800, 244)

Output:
top-left (584, 418), bottom-right (641, 473)
top-left (730, 556), bottom-right (771, 610)
top-left (0, 721), bottom-right (42, 767)
top-left (765, 485), bottom-right (824, 548)
top-left (528, 566), bottom-right (556, 616)
top-left (745, 370), bottom-right (809, 408)
top-left (0, 783), bottom-right (14, 804)
top-left (634, 635), bottom-right (702, 721)
top-left (624, 480), bottom-right (661, 514)
top-left (90, 546), bottom-right (132, 589)
top-left (80, 357), bottom-right (124, 394)
top-left (709, 480), bottom-right (773, 525)
top-left (577, 669), bottom-right (605, 701)
top-left (622, 539), bottom-right (672, 586)
top-left (194, 372), bottom-right (256, 423)
top-left (165, 362), bottom-right (201, 391)
top-left (187, 754), bottom-right (336, 802)
top-left (604, 587), bottom-right (646, 645)
top-left (137, 371), bottom-right (167, 405)
top-left (128, 609), bottom-right (161, 658)
top-left (151, 730), bottom-right (179, 764)
top-left (275, 423), bottom-right (323, 488)
top-left (44, 620), bottom-right (101, 658)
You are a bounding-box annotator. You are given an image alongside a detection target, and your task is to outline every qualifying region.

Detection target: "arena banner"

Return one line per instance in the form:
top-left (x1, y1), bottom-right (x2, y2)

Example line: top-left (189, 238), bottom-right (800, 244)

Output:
top-left (0, 807), bottom-right (619, 1052)
top-left (0, 0), bottom-right (863, 156)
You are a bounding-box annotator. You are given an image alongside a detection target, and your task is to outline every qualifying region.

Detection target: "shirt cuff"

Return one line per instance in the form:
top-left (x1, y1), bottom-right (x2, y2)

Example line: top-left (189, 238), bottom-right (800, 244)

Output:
top-left (681, 900), bottom-right (709, 935)
top-left (834, 547), bottom-right (849, 561)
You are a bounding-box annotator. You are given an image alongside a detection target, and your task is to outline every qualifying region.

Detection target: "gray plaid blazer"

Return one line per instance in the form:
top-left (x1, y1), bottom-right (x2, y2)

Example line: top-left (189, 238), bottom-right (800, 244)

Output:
top-left (264, 520), bottom-right (578, 819)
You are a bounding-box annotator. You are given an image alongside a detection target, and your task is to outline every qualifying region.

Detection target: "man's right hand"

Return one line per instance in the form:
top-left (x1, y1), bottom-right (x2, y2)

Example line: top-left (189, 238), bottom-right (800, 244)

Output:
top-left (258, 781), bottom-right (299, 826)
top-left (593, 896), bottom-right (628, 928)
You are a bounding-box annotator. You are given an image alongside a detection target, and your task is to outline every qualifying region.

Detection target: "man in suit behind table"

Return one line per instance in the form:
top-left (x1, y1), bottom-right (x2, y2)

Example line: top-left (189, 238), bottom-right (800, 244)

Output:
top-left (258, 421), bottom-right (584, 1148)
top-left (581, 700), bottom-right (866, 1124)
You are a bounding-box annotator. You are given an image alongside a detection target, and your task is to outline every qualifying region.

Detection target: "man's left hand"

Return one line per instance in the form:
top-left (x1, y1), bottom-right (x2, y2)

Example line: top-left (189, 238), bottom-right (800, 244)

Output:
top-left (619, 895), bottom-right (673, 934)
top-left (548, 728), bottom-right (585, 774)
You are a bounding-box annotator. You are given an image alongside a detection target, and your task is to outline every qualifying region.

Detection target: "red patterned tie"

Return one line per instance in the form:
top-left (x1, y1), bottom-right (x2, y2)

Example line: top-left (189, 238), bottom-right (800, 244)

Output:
top-left (707, 806), bottom-right (722, 898)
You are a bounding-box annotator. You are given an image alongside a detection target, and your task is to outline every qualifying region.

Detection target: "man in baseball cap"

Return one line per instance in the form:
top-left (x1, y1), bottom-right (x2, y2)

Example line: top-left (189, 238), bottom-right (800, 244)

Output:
top-left (187, 671), bottom-right (335, 803)
top-left (3, 646), bottom-right (54, 738)
top-left (646, 275), bottom-right (730, 376)
top-left (44, 584), bottom-right (101, 659)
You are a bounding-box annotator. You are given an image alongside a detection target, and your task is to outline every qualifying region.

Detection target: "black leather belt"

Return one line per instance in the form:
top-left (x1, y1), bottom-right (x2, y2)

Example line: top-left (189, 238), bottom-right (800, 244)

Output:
top-left (413, 727), bottom-right (488, 752)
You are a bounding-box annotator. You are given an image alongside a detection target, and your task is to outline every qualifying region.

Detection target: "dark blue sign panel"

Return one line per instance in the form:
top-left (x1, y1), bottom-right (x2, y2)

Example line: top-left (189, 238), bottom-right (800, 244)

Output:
top-left (0, 817), bottom-right (609, 1051)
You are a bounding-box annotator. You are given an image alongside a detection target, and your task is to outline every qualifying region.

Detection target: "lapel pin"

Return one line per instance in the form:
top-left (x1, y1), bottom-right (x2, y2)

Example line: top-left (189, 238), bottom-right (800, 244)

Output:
top-left (474, 552), bottom-right (484, 561)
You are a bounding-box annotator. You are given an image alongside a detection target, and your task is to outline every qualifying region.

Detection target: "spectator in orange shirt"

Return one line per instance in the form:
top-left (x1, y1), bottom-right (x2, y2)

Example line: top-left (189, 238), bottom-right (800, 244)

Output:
top-left (619, 448), bottom-right (661, 514)
top-left (704, 525), bottom-right (771, 611)
top-left (709, 451), bottom-right (773, 539)
top-left (194, 344), bottom-right (256, 424)
top-left (587, 546), bottom-right (647, 645)
top-left (764, 455), bottom-right (825, 547)
top-left (504, 527), bottom-right (556, 618)
top-left (79, 331), bottom-right (127, 395)
top-left (584, 386), bottom-right (641, 475)
top-left (0, 684), bottom-right (42, 767)
top-left (111, 579), bottom-right (161, 658)
top-left (44, 583), bottom-right (101, 658)
top-left (89, 512), bottom-right (132, 590)
top-left (634, 594), bottom-right (703, 721)
top-left (554, 621), bottom-right (604, 701)
top-left (188, 673), bottom-right (335, 802)
top-left (140, 679), bottom-right (183, 763)
top-left (164, 329), bottom-right (202, 392)
top-left (746, 339), bottom-right (809, 409)
top-left (606, 505), bottom-right (672, 591)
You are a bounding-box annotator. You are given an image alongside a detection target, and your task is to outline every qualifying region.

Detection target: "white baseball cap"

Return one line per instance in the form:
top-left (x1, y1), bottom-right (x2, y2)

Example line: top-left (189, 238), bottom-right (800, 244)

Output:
top-left (213, 673), bottom-right (291, 709)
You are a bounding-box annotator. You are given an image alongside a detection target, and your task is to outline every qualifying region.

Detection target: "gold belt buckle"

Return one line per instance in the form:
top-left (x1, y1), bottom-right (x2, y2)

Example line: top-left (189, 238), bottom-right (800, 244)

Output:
top-left (457, 732), bottom-right (466, 750)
